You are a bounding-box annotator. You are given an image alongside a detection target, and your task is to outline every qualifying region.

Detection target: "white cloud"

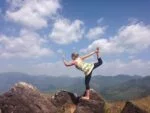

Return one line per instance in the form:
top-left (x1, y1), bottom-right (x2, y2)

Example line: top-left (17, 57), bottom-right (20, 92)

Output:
top-left (49, 18), bottom-right (84, 44)
top-left (0, 29), bottom-right (53, 58)
top-left (6, 0), bottom-right (61, 29)
top-left (80, 38), bottom-right (124, 54)
top-left (94, 59), bottom-right (150, 76)
top-left (114, 22), bottom-right (150, 53)
top-left (86, 26), bottom-right (106, 40)
top-left (81, 22), bottom-right (150, 54)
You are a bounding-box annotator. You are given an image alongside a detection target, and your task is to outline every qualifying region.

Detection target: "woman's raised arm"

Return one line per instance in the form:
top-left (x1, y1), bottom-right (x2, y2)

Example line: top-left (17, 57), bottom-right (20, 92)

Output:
top-left (81, 51), bottom-right (96, 60)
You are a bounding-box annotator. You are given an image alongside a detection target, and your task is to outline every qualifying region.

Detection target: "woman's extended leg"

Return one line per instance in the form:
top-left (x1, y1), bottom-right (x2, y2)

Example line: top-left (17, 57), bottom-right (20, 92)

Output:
top-left (93, 47), bottom-right (103, 69)
top-left (93, 57), bottom-right (103, 69)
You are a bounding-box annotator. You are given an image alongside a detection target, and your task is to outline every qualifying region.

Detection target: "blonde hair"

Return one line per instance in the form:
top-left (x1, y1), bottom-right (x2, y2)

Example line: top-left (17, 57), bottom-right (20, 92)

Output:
top-left (71, 52), bottom-right (79, 59)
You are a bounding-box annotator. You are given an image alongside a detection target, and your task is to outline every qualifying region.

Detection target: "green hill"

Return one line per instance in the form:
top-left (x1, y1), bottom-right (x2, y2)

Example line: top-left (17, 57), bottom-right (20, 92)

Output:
top-left (102, 76), bottom-right (150, 100)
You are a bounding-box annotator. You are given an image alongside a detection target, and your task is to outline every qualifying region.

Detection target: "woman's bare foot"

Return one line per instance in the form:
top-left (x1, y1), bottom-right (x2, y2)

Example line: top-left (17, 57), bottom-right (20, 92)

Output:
top-left (81, 96), bottom-right (90, 100)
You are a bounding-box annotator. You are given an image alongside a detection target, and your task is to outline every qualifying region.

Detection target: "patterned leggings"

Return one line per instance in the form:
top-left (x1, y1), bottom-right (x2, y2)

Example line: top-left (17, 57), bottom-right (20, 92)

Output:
top-left (85, 57), bottom-right (103, 90)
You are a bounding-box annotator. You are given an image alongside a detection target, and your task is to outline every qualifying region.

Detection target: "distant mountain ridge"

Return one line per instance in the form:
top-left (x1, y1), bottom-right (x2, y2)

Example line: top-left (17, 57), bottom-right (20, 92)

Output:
top-left (102, 76), bottom-right (150, 100)
top-left (0, 72), bottom-right (150, 101)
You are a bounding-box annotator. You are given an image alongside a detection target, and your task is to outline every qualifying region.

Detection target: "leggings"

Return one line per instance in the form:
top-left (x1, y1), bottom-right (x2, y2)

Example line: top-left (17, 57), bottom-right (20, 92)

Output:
top-left (85, 57), bottom-right (103, 90)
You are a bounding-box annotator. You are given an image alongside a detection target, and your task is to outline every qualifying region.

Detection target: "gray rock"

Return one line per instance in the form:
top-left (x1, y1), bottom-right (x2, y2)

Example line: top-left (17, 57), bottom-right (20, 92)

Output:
top-left (74, 89), bottom-right (105, 113)
top-left (0, 82), bottom-right (57, 113)
top-left (51, 90), bottom-right (77, 107)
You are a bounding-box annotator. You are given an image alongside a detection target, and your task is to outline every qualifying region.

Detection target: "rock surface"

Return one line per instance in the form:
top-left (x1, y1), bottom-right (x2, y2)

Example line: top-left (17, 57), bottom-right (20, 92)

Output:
top-left (121, 101), bottom-right (148, 113)
top-left (0, 82), bottom-right (57, 113)
top-left (74, 89), bottom-right (105, 113)
top-left (51, 90), bottom-right (78, 113)
top-left (51, 90), bottom-right (77, 107)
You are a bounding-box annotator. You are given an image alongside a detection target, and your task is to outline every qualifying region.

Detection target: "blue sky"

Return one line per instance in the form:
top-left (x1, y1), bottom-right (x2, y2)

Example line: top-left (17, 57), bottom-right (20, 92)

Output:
top-left (0, 0), bottom-right (150, 76)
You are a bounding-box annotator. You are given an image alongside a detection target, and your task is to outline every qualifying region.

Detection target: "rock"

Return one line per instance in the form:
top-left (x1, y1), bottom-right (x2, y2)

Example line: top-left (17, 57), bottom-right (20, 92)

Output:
top-left (51, 90), bottom-right (78, 113)
top-left (51, 90), bottom-right (77, 107)
top-left (74, 89), bottom-right (105, 113)
top-left (121, 101), bottom-right (148, 113)
top-left (0, 82), bottom-right (57, 113)
top-left (0, 82), bottom-right (105, 113)
top-left (88, 89), bottom-right (104, 102)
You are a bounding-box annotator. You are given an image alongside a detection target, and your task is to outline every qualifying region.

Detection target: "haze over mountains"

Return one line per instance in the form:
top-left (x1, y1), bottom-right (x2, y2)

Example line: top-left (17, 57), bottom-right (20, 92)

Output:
top-left (0, 72), bottom-right (150, 101)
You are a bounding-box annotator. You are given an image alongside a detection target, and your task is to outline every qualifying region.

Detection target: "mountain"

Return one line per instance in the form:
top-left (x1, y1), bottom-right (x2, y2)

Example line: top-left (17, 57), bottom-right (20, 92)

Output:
top-left (0, 72), bottom-right (149, 101)
top-left (102, 76), bottom-right (150, 100)
top-left (0, 72), bottom-right (139, 92)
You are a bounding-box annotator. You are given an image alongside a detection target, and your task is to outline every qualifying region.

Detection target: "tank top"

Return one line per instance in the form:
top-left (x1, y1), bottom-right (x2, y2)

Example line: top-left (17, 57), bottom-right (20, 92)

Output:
top-left (75, 57), bottom-right (94, 76)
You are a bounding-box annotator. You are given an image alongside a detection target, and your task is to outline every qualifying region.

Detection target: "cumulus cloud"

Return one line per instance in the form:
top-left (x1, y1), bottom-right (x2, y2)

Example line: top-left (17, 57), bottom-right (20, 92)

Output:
top-left (49, 18), bottom-right (84, 44)
top-left (114, 22), bottom-right (150, 53)
top-left (86, 26), bottom-right (106, 40)
top-left (0, 29), bottom-right (53, 58)
top-left (81, 22), bottom-right (150, 54)
top-left (6, 0), bottom-right (61, 29)
top-left (80, 38), bottom-right (123, 54)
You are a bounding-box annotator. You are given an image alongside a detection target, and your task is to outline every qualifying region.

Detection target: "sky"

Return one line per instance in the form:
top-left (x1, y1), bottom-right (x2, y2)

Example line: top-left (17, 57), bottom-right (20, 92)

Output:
top-left (0, 0), bottom-right (150, 77)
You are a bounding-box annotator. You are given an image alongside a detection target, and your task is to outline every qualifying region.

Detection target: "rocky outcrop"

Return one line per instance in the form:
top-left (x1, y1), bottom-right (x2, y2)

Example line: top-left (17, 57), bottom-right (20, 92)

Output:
top-left (74, 89), bottom-right (105, 113)
top-left (2, 82), bottom-right (147, 113)
top-left (0, 82), bottom-right (57, 113)
top-left (121, 101), bottom-right (148, 113)
top-left (0, 82), bottom-right (147, 113)
top-left (0, 82), bottom-right (105, 113)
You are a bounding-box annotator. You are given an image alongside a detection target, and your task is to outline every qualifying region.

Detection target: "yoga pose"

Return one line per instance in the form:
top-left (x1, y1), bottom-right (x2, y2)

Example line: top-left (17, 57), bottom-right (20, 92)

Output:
top-left (63, 47), bottom-right (103, 100)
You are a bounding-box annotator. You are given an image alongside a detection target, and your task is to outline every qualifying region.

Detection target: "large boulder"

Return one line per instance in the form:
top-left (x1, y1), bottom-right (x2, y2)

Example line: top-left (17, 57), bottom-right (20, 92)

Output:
top-left (51, 90), bottom-right (77, 113)
top-left (0, 82), bottom-right (57, 113)
top-left (51, 90), bottom-right (77, 107)
top-left (74, 89), bottom-right (105, 113)
top-left (121, 101), bottom-right (148, 113)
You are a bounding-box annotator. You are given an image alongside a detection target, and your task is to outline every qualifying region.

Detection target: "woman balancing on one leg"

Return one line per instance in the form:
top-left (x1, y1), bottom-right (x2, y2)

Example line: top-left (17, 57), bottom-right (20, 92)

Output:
top-left (63, 47), bottom-right (103, 100)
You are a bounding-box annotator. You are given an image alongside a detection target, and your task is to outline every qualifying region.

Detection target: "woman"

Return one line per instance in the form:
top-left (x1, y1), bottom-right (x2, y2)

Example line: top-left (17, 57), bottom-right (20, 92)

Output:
top-left (63, 47), bottom-right (103, 100)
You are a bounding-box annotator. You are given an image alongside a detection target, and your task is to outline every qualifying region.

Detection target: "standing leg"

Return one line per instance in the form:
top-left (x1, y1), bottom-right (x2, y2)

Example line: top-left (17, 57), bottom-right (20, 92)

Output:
top-left (82, 72), bottom-right (92, 100)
